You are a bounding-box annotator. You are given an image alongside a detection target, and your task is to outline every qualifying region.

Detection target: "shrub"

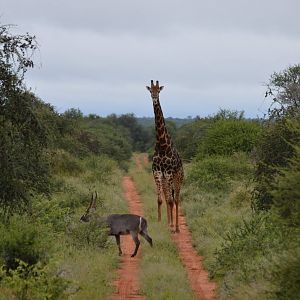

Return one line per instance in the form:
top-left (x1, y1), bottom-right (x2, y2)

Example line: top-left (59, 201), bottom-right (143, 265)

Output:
top-left (196, 119), bottom-right (261, 158)
top-left (0, 260), bottom-right (68, 300)
top-left (187, 153), bottom-right (253, 191)
top-left (212, 212), bottom-right (300, 299)
top-left (271, 145), bottom-right (300, 226)
top-left (68, 215), bottom-right (108, 249)
top-left (175, 118), bottom-right (211, 160)
top-left (50, 150), bottom-right (83, 176)
top-left (0, 216), bottom-right (50, 270)
top-left (228, 183), bottom-right (253, 209)
top-left (254, 117), bottom-right (300, 210)
top-left (29, 195), bottom-right (71, 232)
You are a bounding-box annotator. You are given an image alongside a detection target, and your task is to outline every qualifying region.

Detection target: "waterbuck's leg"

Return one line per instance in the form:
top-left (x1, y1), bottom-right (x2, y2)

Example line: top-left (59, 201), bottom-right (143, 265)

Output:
top-left (140, 231), bottom-right (153, 247)
top-left (130, 231), bottom-right (140, 257)
top-left (115, 235), bottom-right (122, 256)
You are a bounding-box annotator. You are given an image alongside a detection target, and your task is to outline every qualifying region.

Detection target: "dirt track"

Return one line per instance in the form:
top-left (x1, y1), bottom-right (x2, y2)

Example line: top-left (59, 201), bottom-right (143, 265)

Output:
top-left (109, 156), bottom-right (216, 299)
top-left (172, 208), bottom-right (216, 299)
top-left (109, 176), bottom-right (145, 300)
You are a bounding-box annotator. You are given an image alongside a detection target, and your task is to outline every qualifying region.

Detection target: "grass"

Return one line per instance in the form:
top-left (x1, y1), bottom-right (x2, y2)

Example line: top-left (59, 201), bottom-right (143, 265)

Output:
top-left (53, 155), bottom-right (128, 299)
top-left (181, 180), bottom-right (253, 275)
top-left (9, 154), bottom-right (129, 300)
top-left (129, 154), bottom-right (194, 300)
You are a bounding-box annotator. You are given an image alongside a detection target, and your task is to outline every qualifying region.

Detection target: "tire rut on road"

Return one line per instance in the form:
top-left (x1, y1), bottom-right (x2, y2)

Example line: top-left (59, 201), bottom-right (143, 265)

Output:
top-left (108, 176), bottom-right (146, 300)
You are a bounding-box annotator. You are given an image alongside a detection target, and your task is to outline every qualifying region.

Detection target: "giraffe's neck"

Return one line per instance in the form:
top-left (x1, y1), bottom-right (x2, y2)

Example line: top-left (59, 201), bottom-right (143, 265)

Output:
top-left (153, 99), bottom-right (172, 152)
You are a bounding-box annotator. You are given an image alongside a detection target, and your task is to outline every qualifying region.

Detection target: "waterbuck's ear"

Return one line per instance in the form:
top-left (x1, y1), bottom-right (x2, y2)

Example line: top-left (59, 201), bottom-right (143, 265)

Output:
top-left (159, 86), bottom-right (164, 91)
top-left (146, 86), bottom-right (151, 91)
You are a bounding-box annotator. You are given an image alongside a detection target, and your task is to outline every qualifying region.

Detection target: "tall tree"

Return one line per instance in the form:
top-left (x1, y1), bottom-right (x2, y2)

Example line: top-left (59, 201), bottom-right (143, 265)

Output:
top-left (0, 24), bottom-right (50, 217)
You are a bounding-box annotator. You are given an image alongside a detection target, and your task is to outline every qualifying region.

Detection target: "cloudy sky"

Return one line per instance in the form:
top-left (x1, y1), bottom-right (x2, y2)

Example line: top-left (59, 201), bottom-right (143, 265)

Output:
top-left (1, 0), bottom-right (300, 118)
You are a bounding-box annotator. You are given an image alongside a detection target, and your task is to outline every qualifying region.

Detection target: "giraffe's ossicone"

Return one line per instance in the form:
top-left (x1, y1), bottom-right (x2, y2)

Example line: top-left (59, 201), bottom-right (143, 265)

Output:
top-left (146, 80), bottom-right (184, 233)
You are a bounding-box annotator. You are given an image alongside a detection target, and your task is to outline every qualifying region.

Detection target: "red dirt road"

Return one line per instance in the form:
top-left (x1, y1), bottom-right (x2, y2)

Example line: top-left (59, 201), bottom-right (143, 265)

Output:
top-left (172, 208), bottom-right (216, 300)
top-left (109, 176), bottom-right (146, 300)
top-left (109, 156), bottom-right (216, 299)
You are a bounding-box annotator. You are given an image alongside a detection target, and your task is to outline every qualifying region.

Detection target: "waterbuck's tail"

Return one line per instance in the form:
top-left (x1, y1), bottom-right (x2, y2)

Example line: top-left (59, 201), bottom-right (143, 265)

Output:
top-left (139, 217), bottom-right (153, 247)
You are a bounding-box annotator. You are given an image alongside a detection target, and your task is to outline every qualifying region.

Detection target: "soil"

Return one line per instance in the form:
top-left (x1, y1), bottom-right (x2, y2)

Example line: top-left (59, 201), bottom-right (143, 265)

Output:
top-left (109, 176), bottom-right (146, 300)
top-left (171, 208), bottom-right (217, 299)
top-left (109, 156), bottom-right (216, 299)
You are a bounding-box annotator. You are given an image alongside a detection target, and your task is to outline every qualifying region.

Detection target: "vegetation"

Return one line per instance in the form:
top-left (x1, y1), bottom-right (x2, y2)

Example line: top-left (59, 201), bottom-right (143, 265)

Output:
top-left (129, 155), bottom-right (194, 300)
top-left (1, 22), bottom-right (299, 299)
top-left (181, 64), bottom-right (300, 299)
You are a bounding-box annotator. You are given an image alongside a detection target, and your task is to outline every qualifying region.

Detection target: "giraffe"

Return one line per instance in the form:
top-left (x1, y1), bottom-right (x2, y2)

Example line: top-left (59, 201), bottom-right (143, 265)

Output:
top-left (146, 80), bottom-right (184, 233)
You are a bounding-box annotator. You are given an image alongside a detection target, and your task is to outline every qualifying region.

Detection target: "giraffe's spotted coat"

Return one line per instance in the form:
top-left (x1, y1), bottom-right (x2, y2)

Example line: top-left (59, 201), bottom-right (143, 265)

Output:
top-left (146, 80), bottom-right (184, 232)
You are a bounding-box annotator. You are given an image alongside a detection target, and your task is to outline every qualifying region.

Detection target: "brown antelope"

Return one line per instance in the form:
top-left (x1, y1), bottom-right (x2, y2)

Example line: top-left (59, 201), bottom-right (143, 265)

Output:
top-left (80, 192), bottom-right (153, 257)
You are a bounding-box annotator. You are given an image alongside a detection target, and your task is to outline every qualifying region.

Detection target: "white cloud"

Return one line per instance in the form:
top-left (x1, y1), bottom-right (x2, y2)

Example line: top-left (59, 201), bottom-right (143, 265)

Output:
top-left (1, 0), bottom-right (299, 117)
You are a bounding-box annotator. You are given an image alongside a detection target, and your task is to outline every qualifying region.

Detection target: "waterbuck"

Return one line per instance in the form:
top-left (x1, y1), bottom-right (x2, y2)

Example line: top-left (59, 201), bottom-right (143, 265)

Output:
top-left (80, 192), bottom-right (153, 257)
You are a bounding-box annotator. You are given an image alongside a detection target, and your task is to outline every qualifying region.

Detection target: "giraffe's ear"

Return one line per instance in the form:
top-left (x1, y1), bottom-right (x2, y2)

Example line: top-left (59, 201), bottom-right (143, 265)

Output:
top-left (146, 86), bottom-right (151, 91)
top-left (160, 86), bottom-right (164, 91)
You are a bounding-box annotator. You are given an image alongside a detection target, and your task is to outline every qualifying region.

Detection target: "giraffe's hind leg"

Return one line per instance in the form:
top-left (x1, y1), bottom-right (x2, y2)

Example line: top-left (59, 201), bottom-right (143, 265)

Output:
top-left (174, 170), bottom-right (184, 233)
top-left (163, 173), bottom-right (176, 230)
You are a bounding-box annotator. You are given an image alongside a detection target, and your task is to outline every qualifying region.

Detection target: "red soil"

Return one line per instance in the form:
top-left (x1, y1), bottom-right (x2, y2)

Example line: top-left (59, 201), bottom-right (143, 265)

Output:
top-left (110, 156), bottom-right (216, 299)
top-left (171, 207), bottom-right (217, 299)
top-left (108, 176), bottom-right (146, 300)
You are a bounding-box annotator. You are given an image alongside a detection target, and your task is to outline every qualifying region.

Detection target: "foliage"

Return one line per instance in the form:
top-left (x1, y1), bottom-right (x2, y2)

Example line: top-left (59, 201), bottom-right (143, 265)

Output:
top-left (0, 24), bottom-right (37, 78)
top-left (254, 64), bottom-right (300, 210)
top-left (29, 194), bottom-right (71, 233)
top-left (196, 118), bottom-right (261, 158)
top-left (68, 215), bottom-right (108, 249)
top-left (187, 153), bottom-right (253, 191)
top-left (271, 144), bottom-right (300, 226)
top-left (0, 25), bottom-right (52, 217)
top-left (212, 108), bottom-right (245, 121)
top-left (107, 113), bottom-right (150, 152)
top-left (254, 118), bottom-right (300, 209)
top-left (0, 260), bottom-right (68, 300)
top-left (62, 108), bottom-right (83, 120)
top-left (0, 215), bottom-right (50, 270)
top-left (212, 213), bottom-right (300, 299)
top-left (175, 117), bottom-right (211, 160)
top-left (265, 64), bottom-right (300, 119)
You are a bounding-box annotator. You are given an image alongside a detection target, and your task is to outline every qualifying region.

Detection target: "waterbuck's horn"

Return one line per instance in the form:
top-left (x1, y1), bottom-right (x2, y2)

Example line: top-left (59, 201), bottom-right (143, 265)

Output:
top-left (92, 191), bottom-right (97, 209)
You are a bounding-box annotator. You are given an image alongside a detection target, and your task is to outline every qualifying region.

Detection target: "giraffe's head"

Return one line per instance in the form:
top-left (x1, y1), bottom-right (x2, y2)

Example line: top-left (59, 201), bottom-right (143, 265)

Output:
top-left (146, 80), bottom-right (164, 104)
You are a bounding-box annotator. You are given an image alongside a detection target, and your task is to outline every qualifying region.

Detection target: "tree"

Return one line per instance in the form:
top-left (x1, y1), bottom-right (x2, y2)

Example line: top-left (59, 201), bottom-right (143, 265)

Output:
top-left (265, 64), bottom-right (300, 119)
top-left (254, 64), bottom-right (300, 210)
top-left (0, 24), bottom-right (50, 217)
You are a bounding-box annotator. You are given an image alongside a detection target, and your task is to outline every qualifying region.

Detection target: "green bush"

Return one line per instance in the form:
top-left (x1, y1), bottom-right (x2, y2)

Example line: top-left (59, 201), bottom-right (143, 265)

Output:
top-left (175, 118), bottom-right (211, 160)
top-left (68, 215), bottom-right (108, 249)
top-left (0, 216), bottom-right (50, 270)
top-left (29, 195), bottom-right (71, 232)
top-left (187, 153), bottom-right (253, 191)
top-left (271, 145), bottom-right (300, 226)
top-left (254, 117), bottom-right (300, 210)
top-left (212, 212), bottom-right (300, 299)
top-left (0, 260), bottom-right (68, 300)
top-left (196, 119), bottom-right (261, 158)
top-left (50, 149), bottom-right (83, 176)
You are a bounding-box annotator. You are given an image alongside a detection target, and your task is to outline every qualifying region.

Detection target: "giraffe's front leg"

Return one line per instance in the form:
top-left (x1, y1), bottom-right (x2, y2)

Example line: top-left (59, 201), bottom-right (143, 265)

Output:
top-left (153, 171), bottom-right (164, 222)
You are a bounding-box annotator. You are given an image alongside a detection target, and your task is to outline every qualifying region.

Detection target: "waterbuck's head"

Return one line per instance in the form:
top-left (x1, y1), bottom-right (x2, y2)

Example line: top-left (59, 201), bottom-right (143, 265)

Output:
top-left (80, 191), bottom-right (97, 223)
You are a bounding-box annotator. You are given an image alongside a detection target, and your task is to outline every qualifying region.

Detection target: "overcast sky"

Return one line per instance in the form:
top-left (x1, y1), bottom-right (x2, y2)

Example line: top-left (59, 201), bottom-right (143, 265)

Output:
top-left (1, 0), bottom-right (300, 118)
